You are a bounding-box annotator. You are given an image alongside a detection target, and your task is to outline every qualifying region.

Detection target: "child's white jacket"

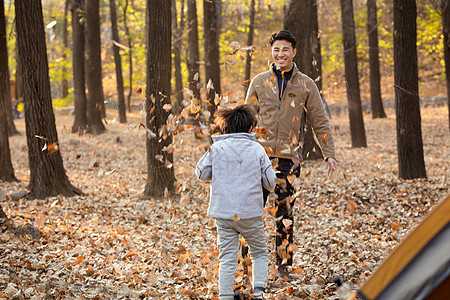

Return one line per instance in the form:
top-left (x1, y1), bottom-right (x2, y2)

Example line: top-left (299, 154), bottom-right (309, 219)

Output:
top-left (196, 133), bottom-right (276, 220)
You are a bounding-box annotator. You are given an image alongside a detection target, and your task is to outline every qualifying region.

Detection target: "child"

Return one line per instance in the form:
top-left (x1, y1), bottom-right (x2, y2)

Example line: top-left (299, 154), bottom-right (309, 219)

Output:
top-left (196, 105), bottom-right (276, 300)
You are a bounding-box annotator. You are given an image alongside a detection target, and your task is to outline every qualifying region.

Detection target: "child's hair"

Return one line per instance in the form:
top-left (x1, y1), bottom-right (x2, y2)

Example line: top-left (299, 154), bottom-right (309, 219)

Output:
top-left (214, 104), bottom-right (256, 134)
top-left (269, 30), bottom-right (297, 49)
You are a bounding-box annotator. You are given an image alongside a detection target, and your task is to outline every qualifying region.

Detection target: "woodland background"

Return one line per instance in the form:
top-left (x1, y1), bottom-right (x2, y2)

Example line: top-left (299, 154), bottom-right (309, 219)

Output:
top-left (0, 0), bottom-right (449, 299)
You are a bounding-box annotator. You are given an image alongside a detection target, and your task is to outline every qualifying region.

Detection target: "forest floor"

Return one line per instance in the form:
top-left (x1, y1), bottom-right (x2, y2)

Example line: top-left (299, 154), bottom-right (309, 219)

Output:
top-left (0, 105), bottom-right (449, 299)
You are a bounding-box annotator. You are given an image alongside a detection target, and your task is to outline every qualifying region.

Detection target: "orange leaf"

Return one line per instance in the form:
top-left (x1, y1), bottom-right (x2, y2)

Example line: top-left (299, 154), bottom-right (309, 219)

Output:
top-left (293, 267), bottom-right (303, 274)
top-left (347, 200), bottom-right (357, 214)
top-left (123, 250), bottom-right (138, 259)
top-left (391, 223), bottom-right (400, 230)
top-left (72, 255), bottom-right (85, 265)
top-left (47, 142), bottom-right (59, 154)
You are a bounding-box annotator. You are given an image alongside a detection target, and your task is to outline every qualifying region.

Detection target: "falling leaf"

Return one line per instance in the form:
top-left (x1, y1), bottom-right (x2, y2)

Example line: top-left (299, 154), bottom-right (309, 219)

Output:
top-left (282, 219), bottom-right (293, 229)
top-left (163, 103), bottom-right (172, 112)
top-left (322, 133), bottom-right (330, 145)
top-left (135, 87), bottom-right (142, 94)
top-left (155, 154), bottom-right (164, 162)
top-left (233, 214), bottom-right (240, 222)
top-left (206, 79), bottom-right (214, 92)
top-left (47, 142), bottom-right (59, 154)
top-left (229, 41), bottom-right (241, 54)
top-left (35, 135), bottom-right (48, 141)
top-left (193, 72), bottom-right (199, 81)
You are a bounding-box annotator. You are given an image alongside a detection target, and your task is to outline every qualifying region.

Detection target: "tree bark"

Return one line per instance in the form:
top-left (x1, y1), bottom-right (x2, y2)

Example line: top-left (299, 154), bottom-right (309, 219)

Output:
top-left (367, 0), bottom-right (386, 119)
top-left (86, 0), bottom-right (106, 134)
top-left (442, 0), bottom-right (450, 130)
top-left (110, 0), bottom-right (127, 123)
top-left (284, 0), bottom-right (323, 160)
top-left (340, 0), bottom-right (367, 147)
top-left (0, 0), bottom-right (17, 182)
top-left (62, 0), bottom-right (69, 99)
top-left (394, 0), bottom-right (426, 179)
top-left (71, 0), bottom-right (88, 133)
top-left (15, 0), bottom-right (82, 198)
top-left (244, 0), bottom-right (255, 96)
top-left (144, 0), bottom-right (176, 197)
top-left (187, 0), bottom-right (200, 101)
top-left (204, 0), bottom-right (222, 122)
top-left (123, 0), bottom-right (133, 112)
top-left (172, 0), bottom-right (184, 114)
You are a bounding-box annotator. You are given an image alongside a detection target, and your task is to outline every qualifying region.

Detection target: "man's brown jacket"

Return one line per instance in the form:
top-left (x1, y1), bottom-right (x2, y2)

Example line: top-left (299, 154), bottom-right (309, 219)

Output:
top-left (245, 64), bottom-right (335, 161)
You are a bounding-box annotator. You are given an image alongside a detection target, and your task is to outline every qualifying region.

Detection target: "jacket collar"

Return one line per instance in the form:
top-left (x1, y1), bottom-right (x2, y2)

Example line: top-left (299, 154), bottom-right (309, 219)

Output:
top-left (212, 132), bottom-right (256, 143)
top-left (269, 62), bottom-right (300, 77)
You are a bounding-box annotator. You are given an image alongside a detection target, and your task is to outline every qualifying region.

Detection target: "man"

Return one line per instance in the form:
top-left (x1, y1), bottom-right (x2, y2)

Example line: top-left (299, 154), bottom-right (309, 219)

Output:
top-left (245, 30), bottom-right (337, 281)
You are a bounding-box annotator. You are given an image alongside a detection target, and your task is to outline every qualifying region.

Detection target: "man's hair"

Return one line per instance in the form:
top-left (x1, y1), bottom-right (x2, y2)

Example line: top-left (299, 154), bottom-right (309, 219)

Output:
top-left (269, 30), bottom-right (297, 49)
top-left (214, 104), bottom-right (256, 134)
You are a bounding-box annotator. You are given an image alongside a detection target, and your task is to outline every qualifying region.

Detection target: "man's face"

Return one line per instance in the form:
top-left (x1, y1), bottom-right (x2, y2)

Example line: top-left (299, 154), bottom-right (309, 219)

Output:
top-left (271, 39), bottom-right (296, 71)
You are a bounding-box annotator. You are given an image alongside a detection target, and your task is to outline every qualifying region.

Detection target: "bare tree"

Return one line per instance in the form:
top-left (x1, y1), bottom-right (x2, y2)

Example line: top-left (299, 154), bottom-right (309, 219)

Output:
top-left (394, 0), bottom-right (426, 179)
top-left (62, 0), bottom-right (69, 99)
top-left (187, 0), bottom-right (200, 101)
top-left (144, 0), bottom-right (176, 197)
top-left (204, 0), bottom-right (222, 122)
top-left (244, 0), bottom-right (255, 96)
top-left (172, 0), bottom-right (185, 114)
top-left (123, 0), bottom-right (133, 112)
top-left (110, 0), bottom-right (127, 123)
top-left (367, 0), bottom-right (386, 118)
top-left (442, 0), bottom-right (450, 130)
top-left (340, 0), bottom-right (367, 147)
top-left (71, 0), bottom-right (88, 133)
top-left (0, 0), bottom-right (17, 182)
top-left (86, 0), bottom-right (106, 134)
top-left (15, 0), bottom-right (82, 197)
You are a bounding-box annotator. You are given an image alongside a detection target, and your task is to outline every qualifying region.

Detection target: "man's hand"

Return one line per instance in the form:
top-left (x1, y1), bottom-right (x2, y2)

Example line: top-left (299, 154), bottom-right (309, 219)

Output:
top-left (326, 158), bottom-right (337, 178)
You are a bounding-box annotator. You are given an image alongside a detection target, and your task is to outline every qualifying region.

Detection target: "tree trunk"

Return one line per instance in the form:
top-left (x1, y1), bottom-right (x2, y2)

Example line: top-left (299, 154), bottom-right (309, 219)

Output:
top-left (340, 0), bottom-right (367, 147)
top-left (0, 0), bottom-right (17, 182)
top-left (172, 0), bottom-right (184, 114)
top-left (367, 0), bottom-right (386, 119)
top-left (187, 0), bottom-right (200, 101)
top-left (394, 0), bottom-right (426, 179)
top-left (71, 0), bottom-right (88, 133)
top-left (311, 0), bottom-right (322, 92)
top-left (15, 0), bottom-right (82, 198)
top-left (204, 0), bottom-right (222, 123)
top-left (442, 0), bottom-right (450, 130)
top-left (62, 0), bottom-right (69, 99)
top-left (4, 2), bottom-right (18, 137)
top-left (110, 0), bottom-right (127, 123)
top-left (144, 0), bottom-right (176, 197)
top-left (284, 0), bottom-right (323, 160)
top-left (244, 0), bottom-right (255, 96)
top-left (123, 0), bottom-right (133, 112)
top-left (86, 0), bottom-right (106, 135)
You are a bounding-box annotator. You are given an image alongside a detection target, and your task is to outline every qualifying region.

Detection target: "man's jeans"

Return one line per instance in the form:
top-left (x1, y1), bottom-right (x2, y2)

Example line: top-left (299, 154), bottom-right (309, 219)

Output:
top-left (215, 217), bottom-right (268, 300)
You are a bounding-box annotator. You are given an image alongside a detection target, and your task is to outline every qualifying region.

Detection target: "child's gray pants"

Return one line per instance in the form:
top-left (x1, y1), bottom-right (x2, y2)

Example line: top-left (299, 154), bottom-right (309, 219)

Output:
top-left (215, 217), bottom-right (268, 299)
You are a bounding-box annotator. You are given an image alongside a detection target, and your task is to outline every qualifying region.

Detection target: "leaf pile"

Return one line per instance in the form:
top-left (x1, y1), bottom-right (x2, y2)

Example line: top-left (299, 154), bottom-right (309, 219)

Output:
top-left (0, 106), bottom-right (448, 299)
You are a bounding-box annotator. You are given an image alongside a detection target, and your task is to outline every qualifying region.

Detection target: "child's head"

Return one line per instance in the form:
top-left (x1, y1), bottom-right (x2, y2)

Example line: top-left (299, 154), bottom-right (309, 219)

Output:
top-left (214, 104), bottom-right (256, 134)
